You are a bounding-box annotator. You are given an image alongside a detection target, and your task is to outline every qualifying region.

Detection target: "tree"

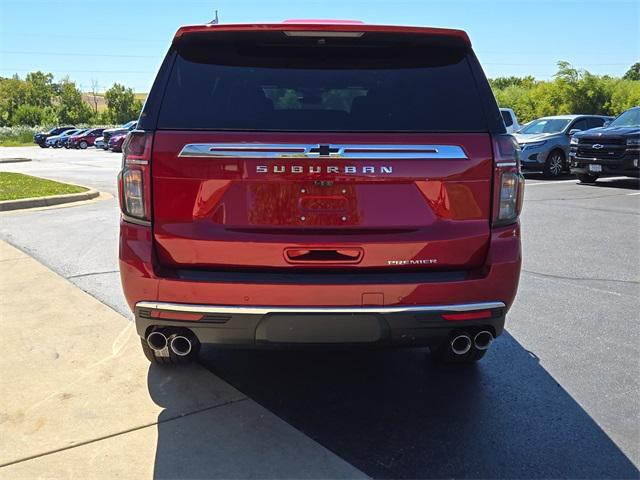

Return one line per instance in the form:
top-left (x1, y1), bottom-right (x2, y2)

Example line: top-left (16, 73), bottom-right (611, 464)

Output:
top-left (56, 78), bottom-right (93, 124)
top-left (489, 76), bottom-right (536, 90)
top-left (623, 62), bottom-right (640, 81)
top-left (104, 83), bottom-right (142, 124)
top-left (0, 75), bottom-right (28, 126)
top-left (12, 104), bottom-right (44, 126)
top-left (24, 71), bottom-right (55, 109)
top-left (89, 78), bottom-right (101, 116)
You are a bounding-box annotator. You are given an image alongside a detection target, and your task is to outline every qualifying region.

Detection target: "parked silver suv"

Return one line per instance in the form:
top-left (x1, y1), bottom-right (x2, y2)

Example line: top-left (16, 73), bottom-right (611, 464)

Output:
top-left (514, 114), bottom-right (612, 177)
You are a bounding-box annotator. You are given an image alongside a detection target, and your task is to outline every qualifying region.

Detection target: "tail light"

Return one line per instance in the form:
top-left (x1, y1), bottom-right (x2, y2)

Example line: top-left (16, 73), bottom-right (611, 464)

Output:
top-left (118, 130), bottom-right (153, 223)
top-left (492, 134), bottom-right (524, 227)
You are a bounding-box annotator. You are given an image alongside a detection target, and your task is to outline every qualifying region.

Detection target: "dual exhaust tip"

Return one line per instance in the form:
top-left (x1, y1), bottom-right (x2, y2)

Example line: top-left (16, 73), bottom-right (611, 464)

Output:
top-left (450, 330), bottom-right (494, 355)
top-left (149, 328), bottom-right (491, 358)
top-left (147, 330), bottom-right (194, 357)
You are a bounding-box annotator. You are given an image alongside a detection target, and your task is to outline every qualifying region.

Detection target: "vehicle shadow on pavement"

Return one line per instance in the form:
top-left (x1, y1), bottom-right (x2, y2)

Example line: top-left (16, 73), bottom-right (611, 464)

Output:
top-left (188, 333), bottom-right (639, 479)
top-left (576, 177), bottom-right (640, 191)
top-left (523, 172), bottom-right (575, 181)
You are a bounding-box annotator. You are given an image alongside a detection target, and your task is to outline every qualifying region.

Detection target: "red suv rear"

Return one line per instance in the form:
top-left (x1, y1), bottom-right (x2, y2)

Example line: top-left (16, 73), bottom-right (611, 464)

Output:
top-left (118, 21), bottom-right (523, 366)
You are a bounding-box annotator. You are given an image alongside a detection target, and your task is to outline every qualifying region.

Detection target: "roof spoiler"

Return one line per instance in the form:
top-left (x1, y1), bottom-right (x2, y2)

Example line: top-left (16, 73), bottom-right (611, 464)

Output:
top-left (173, 22), bottom-right (471, 46)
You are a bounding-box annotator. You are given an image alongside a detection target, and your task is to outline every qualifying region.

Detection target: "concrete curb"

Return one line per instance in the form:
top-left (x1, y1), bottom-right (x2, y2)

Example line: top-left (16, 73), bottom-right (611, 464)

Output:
top-left (0, 157), bottom-right (31, 164)
top-left (0, 188), bottom-right (100, 212)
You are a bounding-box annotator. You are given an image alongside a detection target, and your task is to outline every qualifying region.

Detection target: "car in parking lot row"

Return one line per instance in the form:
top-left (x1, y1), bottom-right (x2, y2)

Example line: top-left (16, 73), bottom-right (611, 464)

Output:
top-left (108, 132), bottom-right (127, 152)
top-left (513, 114), bottom-right (613, 177)
top-left (33, 121), bottom-right (137, 151)
top-left (34, 126), bottom-right (75, 147)
top-left (45, 128), bottom-right (84, 148)
top-left (68, 128), bottom-right (105, 149)
top-left (101, 121), bottom-right (137, 149)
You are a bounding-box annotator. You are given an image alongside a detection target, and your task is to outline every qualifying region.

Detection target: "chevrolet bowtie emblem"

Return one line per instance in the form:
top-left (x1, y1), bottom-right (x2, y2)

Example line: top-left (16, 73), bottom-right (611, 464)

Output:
top-left (308, 145), bottom-right (341, 156)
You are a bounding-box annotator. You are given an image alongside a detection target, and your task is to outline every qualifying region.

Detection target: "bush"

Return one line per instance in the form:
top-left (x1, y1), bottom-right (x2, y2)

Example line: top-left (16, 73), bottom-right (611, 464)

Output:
top-left (12, 105), bottom-right (44, 126)
top-left (0, 125), bottom-right (39, 146)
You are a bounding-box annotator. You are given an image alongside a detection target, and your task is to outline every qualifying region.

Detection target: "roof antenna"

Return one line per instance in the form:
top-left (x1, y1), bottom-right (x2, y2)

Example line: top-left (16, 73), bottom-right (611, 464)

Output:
top-left (210, 10), bottom-right (219, 24)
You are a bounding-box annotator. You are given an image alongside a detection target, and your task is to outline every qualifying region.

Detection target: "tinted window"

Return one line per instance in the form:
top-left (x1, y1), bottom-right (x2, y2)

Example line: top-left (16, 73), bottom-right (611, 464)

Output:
top-left (501, 110), bottom-right (513, 127)
top-left (570, 119), bottom-right (589, 131)
top-left (587, 117), bottom-right (605, 129)
top-left (158, 35), bottom-right (488, 132)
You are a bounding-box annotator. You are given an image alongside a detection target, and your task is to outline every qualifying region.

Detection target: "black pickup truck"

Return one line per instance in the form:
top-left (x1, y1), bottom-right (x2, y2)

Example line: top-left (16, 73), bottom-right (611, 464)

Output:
top-left (570, 106), bottom-right (640, 183)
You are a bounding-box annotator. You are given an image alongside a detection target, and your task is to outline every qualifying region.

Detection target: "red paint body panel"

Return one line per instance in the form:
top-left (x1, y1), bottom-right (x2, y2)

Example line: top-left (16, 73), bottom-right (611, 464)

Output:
top-left (152, 131), bottom-right (493, 270)
top-left (119, 220), bottom-right (520, 311)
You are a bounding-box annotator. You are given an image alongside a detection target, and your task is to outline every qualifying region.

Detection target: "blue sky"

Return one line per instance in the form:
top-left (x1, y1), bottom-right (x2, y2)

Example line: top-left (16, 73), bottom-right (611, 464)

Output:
top-left (1, 0), bottom-right (638, 93)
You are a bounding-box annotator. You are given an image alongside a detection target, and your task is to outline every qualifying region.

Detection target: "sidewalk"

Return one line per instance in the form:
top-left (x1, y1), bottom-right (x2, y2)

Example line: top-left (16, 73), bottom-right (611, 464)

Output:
top-left (0, 241), bottom-right (366, 479)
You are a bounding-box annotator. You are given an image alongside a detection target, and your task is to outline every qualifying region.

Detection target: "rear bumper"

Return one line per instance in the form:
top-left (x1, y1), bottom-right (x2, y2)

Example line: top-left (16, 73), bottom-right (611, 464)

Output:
top-left (119, 220), bottom-right (521, 346)
top-left (134, 301), bottom-right (506, 346)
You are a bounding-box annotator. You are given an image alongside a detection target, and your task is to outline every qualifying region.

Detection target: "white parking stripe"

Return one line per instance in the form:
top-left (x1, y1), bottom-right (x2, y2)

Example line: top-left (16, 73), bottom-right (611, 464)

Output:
top-left (526, 179), bottom-right (579, 186)
top-left (526, 176), bottom-right (630, 186)
top-left (627, 192), bottom-right (640, 196)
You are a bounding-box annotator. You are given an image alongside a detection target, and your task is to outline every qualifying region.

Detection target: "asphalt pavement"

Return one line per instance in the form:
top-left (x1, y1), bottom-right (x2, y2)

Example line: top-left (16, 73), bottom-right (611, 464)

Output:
top-left (1, 146), bottom-right (638, 478)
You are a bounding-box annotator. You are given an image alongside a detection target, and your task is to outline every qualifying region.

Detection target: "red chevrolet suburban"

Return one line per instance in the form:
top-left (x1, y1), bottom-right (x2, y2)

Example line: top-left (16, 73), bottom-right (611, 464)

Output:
top-left (118, 20), bottom-right (524, 366)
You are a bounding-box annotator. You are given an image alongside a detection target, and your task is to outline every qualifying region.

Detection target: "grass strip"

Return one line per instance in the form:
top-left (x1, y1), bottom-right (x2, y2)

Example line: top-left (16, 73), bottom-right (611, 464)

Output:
top-left (0, 172), bottom-right (87, 201)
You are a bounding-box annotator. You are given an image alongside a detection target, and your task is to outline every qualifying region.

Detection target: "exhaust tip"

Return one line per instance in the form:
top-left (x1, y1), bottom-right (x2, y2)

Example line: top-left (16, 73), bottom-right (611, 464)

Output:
top-left (147, 331), bottom-right (168, 352)
top-left (474, 330), bottom-right (494, 350)
top-left (450, 334), bottom-right (472, 355)
top-left (170, 334), bottom-right (192, 357)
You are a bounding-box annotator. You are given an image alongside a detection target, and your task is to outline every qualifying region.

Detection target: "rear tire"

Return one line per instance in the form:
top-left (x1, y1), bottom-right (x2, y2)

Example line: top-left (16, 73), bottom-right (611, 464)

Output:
top-left (430, 340), bottom-right (487, 364)
top-left (577, 173), bottom-right (599, 184)
top-left (543, 150), bottom-right (565, 178)
top-left (140, 337), bottom-right (200, 365)
top-left (79, 140), bottom-right (88, 149)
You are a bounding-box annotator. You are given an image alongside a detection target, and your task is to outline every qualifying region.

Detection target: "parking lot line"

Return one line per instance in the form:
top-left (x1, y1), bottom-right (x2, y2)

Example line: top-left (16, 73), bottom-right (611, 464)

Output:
top-left (526, 176), bottom-right (631, 186)
top-left (526, 179), bottom-right (579, 186)
top-left (627, 192), bottom-right (640, 196)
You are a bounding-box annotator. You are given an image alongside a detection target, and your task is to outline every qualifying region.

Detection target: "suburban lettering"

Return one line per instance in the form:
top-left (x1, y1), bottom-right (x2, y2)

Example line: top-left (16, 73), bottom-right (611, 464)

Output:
top-left (255, 165), bottom-right (395, 175)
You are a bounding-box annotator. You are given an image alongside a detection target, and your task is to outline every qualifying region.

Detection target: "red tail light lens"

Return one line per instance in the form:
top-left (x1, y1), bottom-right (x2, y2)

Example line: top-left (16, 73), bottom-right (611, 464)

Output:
top-left (118, 131), bottom-right (153, 222)
top-left (442, 310), bottom-right (492, 321)
top-left (492, 134), bottom-right (524, 226)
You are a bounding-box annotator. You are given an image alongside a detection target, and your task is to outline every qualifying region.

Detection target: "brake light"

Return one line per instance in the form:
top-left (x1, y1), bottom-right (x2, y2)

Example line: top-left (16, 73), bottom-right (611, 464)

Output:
top-left (118, 130), bottom-right (153, 222)
top-left (492, 134), bottom-right (524, 226)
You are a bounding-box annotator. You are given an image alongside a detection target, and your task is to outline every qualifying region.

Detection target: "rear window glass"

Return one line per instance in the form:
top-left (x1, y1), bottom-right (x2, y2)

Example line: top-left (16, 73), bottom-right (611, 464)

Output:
top-left (158, 32), bottom-right (488, 132)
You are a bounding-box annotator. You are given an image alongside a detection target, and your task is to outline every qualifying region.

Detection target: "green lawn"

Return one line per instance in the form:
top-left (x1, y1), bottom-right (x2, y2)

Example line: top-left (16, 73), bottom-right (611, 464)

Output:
top-left (0, 172), bottom-right (88, 201)
top-left (0, 140), bottom-right (33, 147)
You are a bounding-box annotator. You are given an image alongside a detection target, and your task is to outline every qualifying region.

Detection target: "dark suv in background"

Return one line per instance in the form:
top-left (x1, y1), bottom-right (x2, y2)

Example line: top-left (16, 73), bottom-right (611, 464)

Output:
top-left (570, 106), bottom-right (640, 183)
top-left (33, 126), bottom-right (76, 148)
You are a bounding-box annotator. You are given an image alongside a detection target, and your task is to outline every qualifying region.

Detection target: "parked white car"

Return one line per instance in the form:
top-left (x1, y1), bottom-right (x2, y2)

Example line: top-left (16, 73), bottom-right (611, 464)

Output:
top-left (500, 108), bottom-right (520, 133)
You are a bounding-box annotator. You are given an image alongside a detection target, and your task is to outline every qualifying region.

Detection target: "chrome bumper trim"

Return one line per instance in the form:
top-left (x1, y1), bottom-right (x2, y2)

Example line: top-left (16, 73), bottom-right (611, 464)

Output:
top-left (136, 301), bottom-right (506, 316)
